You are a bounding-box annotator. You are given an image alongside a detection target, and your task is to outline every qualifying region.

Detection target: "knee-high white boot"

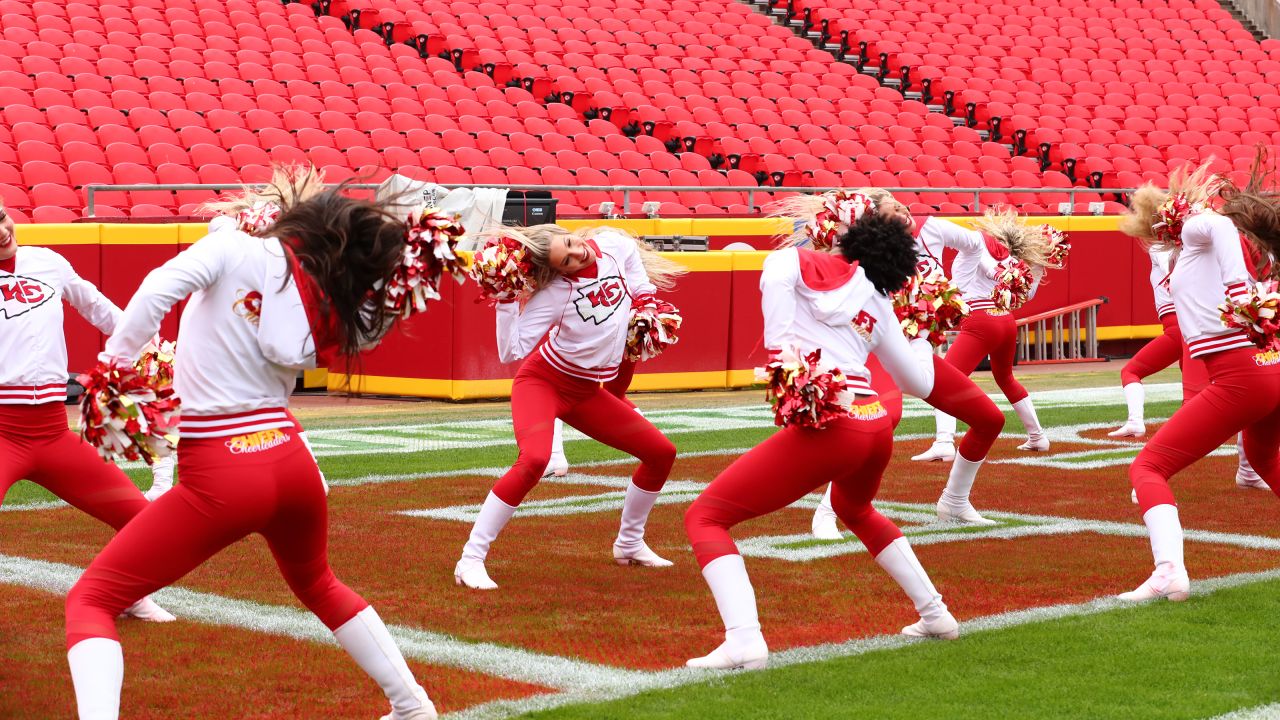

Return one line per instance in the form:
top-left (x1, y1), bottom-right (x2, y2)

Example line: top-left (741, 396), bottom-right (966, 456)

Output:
top-left (1118, 504), bottom-right (1190, 602)
top-left (911, 411), bottom-right (957, 461)
top-left (613, 482), bottom-right (673, 567)
top-left (144, 455), bottom-right (175, 501)
top-left (542, 419), bottom-right (568, 477)
top-left (333, 607), bottom-right (438, 720)
top-left (1013, 397), bottom-right (1049, 451)
top-left (68, 637), bottom-right (123, 720)
top-left (874, 537), bottom-right (959, 639)
top-left (455, 492), bottom-right (518, 590)
top-left (811, 484), bottom-right (842, 540)
top-left (686, 554), bottom-right (768, 669)
top-left (1108, 383), bottom-right (1146, 437)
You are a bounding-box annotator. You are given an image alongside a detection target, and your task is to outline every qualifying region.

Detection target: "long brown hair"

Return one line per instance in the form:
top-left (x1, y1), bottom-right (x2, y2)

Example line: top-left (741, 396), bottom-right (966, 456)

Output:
top-left (268, 184), bottom-right (407, 360)
top-left (1219, 147), bottom-right (1280, 277)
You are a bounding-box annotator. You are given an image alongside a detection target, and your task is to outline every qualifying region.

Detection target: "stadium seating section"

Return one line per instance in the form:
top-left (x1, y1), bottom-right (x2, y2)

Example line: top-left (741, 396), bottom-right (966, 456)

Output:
top-left (0, 0), bottom-right (1277, 221)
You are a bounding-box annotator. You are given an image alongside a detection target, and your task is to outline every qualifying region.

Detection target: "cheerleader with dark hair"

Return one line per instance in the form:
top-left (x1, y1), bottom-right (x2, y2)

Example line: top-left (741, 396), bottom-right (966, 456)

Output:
top-left (684, 204), bottom-right (960, 671)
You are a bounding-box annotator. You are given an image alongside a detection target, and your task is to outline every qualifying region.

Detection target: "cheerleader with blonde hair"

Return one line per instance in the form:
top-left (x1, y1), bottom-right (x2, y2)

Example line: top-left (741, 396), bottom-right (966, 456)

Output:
top-left (1116, 157), bottom-right (1280, 601)
top-left (456, 224), bottom-right (682, 589)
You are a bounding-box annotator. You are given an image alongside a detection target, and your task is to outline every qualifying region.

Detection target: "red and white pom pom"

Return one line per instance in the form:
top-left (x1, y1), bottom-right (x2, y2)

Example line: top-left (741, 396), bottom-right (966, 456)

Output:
top-left (78, 361), bottom-right (181, 465)
top-left (891, 266), bottom-right (969, 347)
top-left (135, 339), bottom-right (177, 389)
top-left (626, 298), bottom-right (682, 361)
top-left (804, 191), bottom-right (878, 251)
top-left (235, 202), bottom-right (282, 234)
top-left (469, 236), bottom-right (538, 304)
top-left (1220, 280), bottom-right (1280, 352)
top-left (384, 206), bottom-right (466, 319)
top-left (1041, 225), bottom-right (1071, 268)
top-left (1151, 193), bottom-right (1206, 248)
top-left (992, 258), bottom-right (1034, 312)
top-left (755, 347), bottom-right (849, 429)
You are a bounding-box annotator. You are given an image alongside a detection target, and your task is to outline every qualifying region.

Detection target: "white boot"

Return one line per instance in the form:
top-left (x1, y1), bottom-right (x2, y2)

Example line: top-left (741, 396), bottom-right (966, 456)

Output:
top-left (455, 492), bottom-right (517, 590)
top-left (1118, 504), bottom-right (1190, 602)
top-left (68, 637), bottom-right (123, 720)
top-left (298, 430), bottom-right (329, 494)
top-left (1013, 397), bottom-right (1049, 451)
top-left (120, 595), bottom-right (176, 622)
top-left (875, 537), bottom-right (959, 639)
top-left (937, 456), bottom-right (995, 525)
top-left (613, 482), bottom-right (673, 567)
top-left (1108, 383), bottom-right (1146, 438)
top-left (1236, 434), bottom-right (1270, 490)
top-left (686, 554), bottom-right (769, 670)
top-left (542, 419), bottom-right (569, 477)
top-left (144, 455), bottom-right (175, 501)
top-left (333, 607), bottom-right (438, 720)
top-left (811, 484), bottom-right (842, 540)
top-left (911, 410), bottom-right (956, 461)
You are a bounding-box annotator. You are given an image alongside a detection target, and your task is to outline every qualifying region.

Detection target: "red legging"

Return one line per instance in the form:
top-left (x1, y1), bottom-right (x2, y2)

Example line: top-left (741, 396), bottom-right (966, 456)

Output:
top-left (865, 355), bottom-right (1005, 461)
top-left (1121, 313), bottom-right (1208, 402)
top-left (1131, 347), bottom-right (1280, 513)
top-left (685, 397), bottom-right (900, 568)
top-left (944, 309), bottom-right (1028, 405)
top-left (602, 358), bottom-right (637, 406)
top-left (0, 403), bottom-right (147, 527)
top-left (66, 426), bottom-right (366, 648)
top-left (492, 352), bottom-right (675, 506)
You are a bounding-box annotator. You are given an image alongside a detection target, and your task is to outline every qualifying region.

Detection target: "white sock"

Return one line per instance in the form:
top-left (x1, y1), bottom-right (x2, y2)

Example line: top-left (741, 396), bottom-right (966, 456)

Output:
top-left (935, 410), bottom-right (957, 444)
top-left (615, 482), bottom-right (661, 551)
top-left (942, 456), bottom-right (984, 504)
top-left (149, 455), bottom-right (175, 493)
top-left (333, 607), bottom-right (431, 714)
top-left (818, 484), bottom-right (834, 514)
top-left (1012, 397), bottom-right (1044, 436)
top-left (1143, 504), bottom-right (1185, 573)
top-left (874, 537), bottom-right (948, 623)
top-left (68, 637), bottom-right (123, 720)
top-left (550, 418), bottom-right (565, 458)
top-left (701, 554), bottom-right (763, 646)
top-left (1122, 383), bottom-right (1144, 426)
top-left (460, 492), bottom-right (518, 564)
top-left (1238, 432), bottom-right (1256, 476)
top-left (298, 430), bottom-right (329, 494)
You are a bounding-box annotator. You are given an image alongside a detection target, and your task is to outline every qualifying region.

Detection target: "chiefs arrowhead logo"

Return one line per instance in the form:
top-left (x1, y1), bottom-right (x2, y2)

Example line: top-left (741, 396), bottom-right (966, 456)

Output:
top-left (0, 274), bottom-right (55, 320)
top-left (573, 275), bottom-right (627, 325)
top-left (852, 309), bottom-right (876, 340)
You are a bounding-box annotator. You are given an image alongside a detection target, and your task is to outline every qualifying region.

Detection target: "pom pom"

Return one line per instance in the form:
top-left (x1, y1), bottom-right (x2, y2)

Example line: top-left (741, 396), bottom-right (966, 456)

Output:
top-left (384, 206), bottom-right (467, 319)
top-left (135, 339), bottom-right (177, 388)
top-left (1151, 194), bottom-right (1205, 248)
top-left (469, 236), bottom-right (538, 303)
top-left (891, 266), bottom-right (969, 346)
top-left (1041, 225), bottom-right (1071, 268)
top-left (626, 298), bottom-right (682, 361)
top-left (77, 361), bottom-right (181, 465)
top-left (234, 202), bottom-right (282, 234)
top-left (1220, 281), bottom-right (1280, 352)
top-left (992, 258), bottom-right (1034, 312)
top-left (755, 347), bottom-right (849, 429)
top-left (804, 191), bottom-right (877, 251)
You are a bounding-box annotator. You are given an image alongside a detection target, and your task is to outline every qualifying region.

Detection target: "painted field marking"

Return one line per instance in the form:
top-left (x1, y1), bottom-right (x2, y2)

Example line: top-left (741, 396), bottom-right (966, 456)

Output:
top-left (1206, 703), bottom-right (1280, 720)
top-left (0, 553), bottom-right (642, 694)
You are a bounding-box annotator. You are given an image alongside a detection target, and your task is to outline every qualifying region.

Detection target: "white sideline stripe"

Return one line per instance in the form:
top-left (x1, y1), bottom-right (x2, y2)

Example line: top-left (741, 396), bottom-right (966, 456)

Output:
top-left (447, 567), bottom-right (1280, 720)
top-left (0, 553), bottom-right (643, 693)
top-left (1205, 703), bottom-right (1280, 720)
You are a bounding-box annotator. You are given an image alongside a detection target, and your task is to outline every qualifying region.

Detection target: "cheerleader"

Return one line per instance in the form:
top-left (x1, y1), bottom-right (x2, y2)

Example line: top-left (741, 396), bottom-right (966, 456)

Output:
top-left (144, 171), bottom-right (335, 501)
top-left (1116, 159), bottom-right (1280, 602)
top-left (455, 225), bottom-right (683, 590)
top-left (64, 181), bottom-right (442, 720)
top-left (913, 209), bottom-right (1060, 461)
top-left (771, 191), bottom-right (1007, 532)
top-left (0, 198), bottom-right (174, 623)
top-left (685, 208), bottom-right (959, 671)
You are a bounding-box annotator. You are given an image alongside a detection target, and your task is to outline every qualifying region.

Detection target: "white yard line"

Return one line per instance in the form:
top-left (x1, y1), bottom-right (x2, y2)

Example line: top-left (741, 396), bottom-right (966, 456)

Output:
top-left (0, 553), bottom-right (643, 693)
top-left (1205, 703), bottom-right (1280, 720)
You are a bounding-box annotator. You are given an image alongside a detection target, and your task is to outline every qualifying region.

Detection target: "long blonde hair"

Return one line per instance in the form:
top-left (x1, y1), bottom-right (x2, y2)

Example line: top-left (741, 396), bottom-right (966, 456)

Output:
top-left (1119, 160), bottom-right (1221, 250)
top-left (767, 188), bottom-right (902, 249)
top-left (200, 165), bottom-right (328, 230)
top-left (973, 208), bottom-right (1056, 269)
top-left (480, 224), bottom-right (687, 291)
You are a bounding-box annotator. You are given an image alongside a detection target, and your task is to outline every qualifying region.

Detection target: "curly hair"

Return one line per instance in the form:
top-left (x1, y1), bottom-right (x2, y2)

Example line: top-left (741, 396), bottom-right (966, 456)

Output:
top-left (835, 213), bottom-right (918, 294)
top-left (974, 208), bottom-right (1056, 269)
top-left (1219, 146), bottom-right (1280, 277)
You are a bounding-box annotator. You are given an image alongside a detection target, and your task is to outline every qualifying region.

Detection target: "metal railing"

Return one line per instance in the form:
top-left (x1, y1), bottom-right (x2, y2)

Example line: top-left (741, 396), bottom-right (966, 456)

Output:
top-left (1015, 297), bottom-right (1109, 364)
top-left (83, 183), bottom-right (1139, 217)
